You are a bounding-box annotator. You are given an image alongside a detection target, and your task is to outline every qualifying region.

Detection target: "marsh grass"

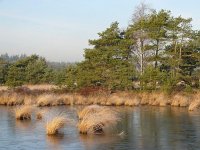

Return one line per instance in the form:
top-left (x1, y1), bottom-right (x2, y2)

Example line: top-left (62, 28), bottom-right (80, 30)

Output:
top-left (78, 105), bottom-right (101, 120)
top-left (7, 94), bottom-right (24, 106)
top-left (46, 116), bottom-right (66, 135)
top-left (124, 96), bottom-right (141, 106)
top-left (78, 105), bottom-right (120, 135)
top-left (188, 93), bottom-right (200, 111)
top-left (36, 110), bottom-right (46, 120)
top-left (1, 85), bottom-right (200, 111)
top-left (171, 94), bottom-right (190, 107)
top-left (15, 106), bottom-right (33, 120)
top-left (37, 94), bottom-right (55, 107)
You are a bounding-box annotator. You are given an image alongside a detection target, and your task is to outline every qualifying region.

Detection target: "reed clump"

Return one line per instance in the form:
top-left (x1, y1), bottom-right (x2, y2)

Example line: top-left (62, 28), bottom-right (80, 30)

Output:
top-left (124, 96), bottom-right (141, 106)
top-left (36, 110), bottom-right (46, 120)
top-left (188, 93), bottom-right (200, 111)
top-left (171, 94), bottom-right (190, 107)
top-left (46, 117), bottom-right (66, 135)
top-left (7, 93), bottom-right (24, 106)
top-left (78, 105), bottom-right (120, 135)
top-left (108, 95), bottom-right (125, 106)
top-left (78, 105), bottom-right (102, 120)
top-left (15, 106), bottom-right (33, 120)
top-left (36, 94), bottom-right (55, 107)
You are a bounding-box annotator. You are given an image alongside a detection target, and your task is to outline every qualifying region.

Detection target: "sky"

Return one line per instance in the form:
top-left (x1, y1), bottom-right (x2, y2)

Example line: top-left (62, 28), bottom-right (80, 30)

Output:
top-left (0, 0), bottom-right (199, 62)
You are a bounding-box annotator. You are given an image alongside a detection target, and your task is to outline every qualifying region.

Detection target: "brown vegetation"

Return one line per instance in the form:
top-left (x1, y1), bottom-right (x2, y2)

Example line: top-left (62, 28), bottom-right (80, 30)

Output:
top-left (171, 94), bottom-right (191, 107)
top-left (78, 105), bottom-right (120, 134)
top-left (1, 85), bottom-right (200, 111)
top-left (46, 116), bottom-right (66, 135)
top-left (36, 110), bottom-right (46, 120)
top-left (15, 106), bottom-right (33, 120)
top-left (36, 94), bottom-right (55, 107)
top-left (188, 93), bottom-right (200, 111)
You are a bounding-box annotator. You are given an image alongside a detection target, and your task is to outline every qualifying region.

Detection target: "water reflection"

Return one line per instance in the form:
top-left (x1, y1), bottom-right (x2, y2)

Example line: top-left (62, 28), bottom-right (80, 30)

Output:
top-left (79, 134), bottom-right (123, 150)
top-left (46, 134), bottom-right (65, 150)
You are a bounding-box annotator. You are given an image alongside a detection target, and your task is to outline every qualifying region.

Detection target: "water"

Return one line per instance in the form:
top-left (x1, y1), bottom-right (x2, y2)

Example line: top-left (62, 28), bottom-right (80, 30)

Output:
top-left (0, 106), bottom-right (200, 150)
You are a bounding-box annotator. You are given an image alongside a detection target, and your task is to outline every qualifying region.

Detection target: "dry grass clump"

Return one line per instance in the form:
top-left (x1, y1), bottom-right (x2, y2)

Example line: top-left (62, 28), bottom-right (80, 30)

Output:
top-left (108, 95), bottom-right (125, 106)
top-left (87, 96), bottom-right (105, 105)
top-left (60, 94), bottom-right (74, 105)
top-left (149, 93), bottom-right (169, 106)
top-left (188, 93), bottom-right (200, 111)
top-left (46, 117), bottom-right (66, 135)
top-left (171, 94), bottom-right (190, 107)
top-left (15, 106), bottom-right (33, 120)
top-left (23, 95), bottom-right (35, 105)
top-left (7, 93), bottom-right (24, 106)
top-left (124, 96), bottom-right (141, 106)
top-left (159, 94), bottom-right (169, 106)
top-left (74, 95), bottom-right (87, 105)
top-left (0, 93), bottom-right (24, 106)
top-left (78, 105), bottom-right (120, 134)
top-left (0, 92), bottom-right (10, 105)
top-left (78, 105), bottom-right (101, 120)
top-left (140, 93), bottom-right (150, 105)
top-left (188, 100), bottom-right (200, 111)
top-left (36, 110), bottom-right (46, 120)
top-left (36, 94), bottom-right (55, 107)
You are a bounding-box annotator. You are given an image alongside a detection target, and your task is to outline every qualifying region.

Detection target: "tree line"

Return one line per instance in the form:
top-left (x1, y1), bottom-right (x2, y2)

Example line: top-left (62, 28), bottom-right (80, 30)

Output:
top-left (0, 54), bottom-right (73, 87)
top-left (1, 4), bottom-right (200, 93)
top-left (64, 4), bottom-right (200, 92)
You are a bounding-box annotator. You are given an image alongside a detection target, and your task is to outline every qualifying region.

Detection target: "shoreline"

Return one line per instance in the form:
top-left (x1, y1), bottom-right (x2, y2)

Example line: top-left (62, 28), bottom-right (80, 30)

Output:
top-left (0, 85), bottom-right (200, 111)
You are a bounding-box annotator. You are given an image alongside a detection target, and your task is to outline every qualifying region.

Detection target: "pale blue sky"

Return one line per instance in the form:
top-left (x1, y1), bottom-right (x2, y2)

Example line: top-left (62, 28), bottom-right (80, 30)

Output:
top-left (0, 0), bottom-right (199, 62)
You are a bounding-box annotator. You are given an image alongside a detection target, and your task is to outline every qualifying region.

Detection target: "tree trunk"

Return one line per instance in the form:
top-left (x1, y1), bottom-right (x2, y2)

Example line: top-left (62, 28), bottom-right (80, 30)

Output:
top-left (155, 39), bottom-right (159, 68)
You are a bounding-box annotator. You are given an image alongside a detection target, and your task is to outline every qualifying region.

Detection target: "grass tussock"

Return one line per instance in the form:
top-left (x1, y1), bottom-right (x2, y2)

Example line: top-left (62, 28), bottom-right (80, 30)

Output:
top-left (171, 94), bottom-right (190, 107)
top-left (7, 94), bottom-right (24, 106)
top-left (15, 106), bottom-right (33, 120)
top-left (140, 93), bottom-right (150, 105)
top-left (0, 92), bottom-right (10, 105)
top-left (78, 105), bottom-right (120, 135)
top-left (108, 95), bottom-right (125, 106)
top-left (78, 105), bottom-right (101, 120)
top-left (46, 117), bottom-right (66, 135)
top-left (188, 93), bottom-right (200, 111)
top-left (36, 94), bottom-right (55, 107)
top-left (124, 96), bottom-right (141, 106)
top-left (36, 110), bottom-right (46, 120)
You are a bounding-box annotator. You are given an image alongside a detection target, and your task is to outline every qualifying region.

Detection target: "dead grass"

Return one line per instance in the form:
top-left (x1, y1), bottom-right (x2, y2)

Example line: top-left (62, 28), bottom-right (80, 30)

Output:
top-left (36, 110), bottom-right (46, 120)
top-left (108, 95), bottom-right (125, 106)
top-left (74, 95), bottom-right (87, 105)
top-left (15, 106), bottom-right (33, 120)
top-left (171, 94), bottom-right (190, 107)
top-left (188, 93), bottom-right (200, 111)
top-left (78, 105), bottom-right (120, 134)
top-left (78, 105), bottom-right (101, 120)
top-left (140, 93), bottom-right (150, 105)
top-left (24, 95), bottom-right (35, 105)
top-left (124, 96), bottom-right (141, 106)
top-left (7, 93), bottom-right (24, 106)
top-left (0, 92), bottom-right (10, 105)
top-left (46, 116), bottom-right (66, 135)
top-left (36, 94), bottom-right (55, 107)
